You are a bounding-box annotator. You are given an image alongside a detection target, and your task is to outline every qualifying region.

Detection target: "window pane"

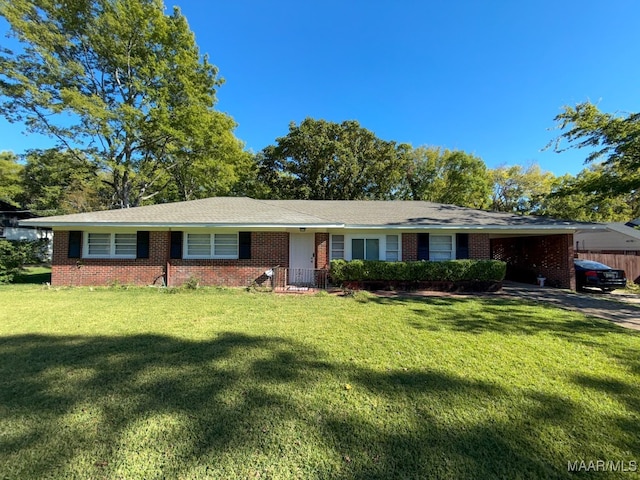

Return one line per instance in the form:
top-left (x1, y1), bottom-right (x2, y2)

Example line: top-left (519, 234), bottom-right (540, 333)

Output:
top-left (214, 234), bottom-right (238, 256)
top-left (88, 233), bottom-right (109, 255)
top-left (114, 233), bottom-right (136, 256)
top-left (331, 235), bottom-right (344, 259)
top-left (352, 239), bottom-right (364, 259)
top-left (365, 239), bottom-right (379, 260)
top-left (430, 235), bottom-right (452, 249)
top-left (430, 251), bottom-right (452, 261)
top-left (430, 235), bottom-right (453, 261)
top-left (187, 234), bottom-right (211, 256)
top-left (386, 235), bottom-right (399, 261)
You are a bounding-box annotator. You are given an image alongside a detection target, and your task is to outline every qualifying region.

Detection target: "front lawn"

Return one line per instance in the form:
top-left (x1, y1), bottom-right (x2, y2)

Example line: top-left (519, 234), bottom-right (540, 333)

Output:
top-left (0, 286), bottom-right (638, 479)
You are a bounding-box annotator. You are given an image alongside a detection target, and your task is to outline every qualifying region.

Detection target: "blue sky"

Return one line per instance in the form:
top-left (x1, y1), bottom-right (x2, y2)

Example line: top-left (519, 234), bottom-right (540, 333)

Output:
top-left (1, 0), bottom-right (639, 176)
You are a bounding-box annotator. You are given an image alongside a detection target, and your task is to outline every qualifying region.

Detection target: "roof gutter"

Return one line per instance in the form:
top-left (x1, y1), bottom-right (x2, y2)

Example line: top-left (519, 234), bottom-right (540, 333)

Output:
top-left (19, 220), bottom-right (346, 229)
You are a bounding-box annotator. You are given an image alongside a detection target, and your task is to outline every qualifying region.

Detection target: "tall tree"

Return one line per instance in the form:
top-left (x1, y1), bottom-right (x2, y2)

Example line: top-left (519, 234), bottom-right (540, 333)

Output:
top-left (489, 164), bottom-right (555, 214)
top-left (0, 151), bottom-right (23, 205)
top-left (0, 0), bottom-right (246, 208)
top-left (20, 148), bottom-right (108, 214)
top-left (257, 118), bottom-right (408, 200)
top-left (400, 146), bottom-right (491, 208)
top-left (552, 101), bottom-right (640, 197)
top-left (540, 165), bottom-right (637, 222)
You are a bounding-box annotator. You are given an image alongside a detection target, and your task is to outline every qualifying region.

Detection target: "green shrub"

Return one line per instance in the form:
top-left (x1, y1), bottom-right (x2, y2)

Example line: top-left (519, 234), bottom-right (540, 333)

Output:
top-left (0, 240), bottom-right (23, 284)
top-left (0, 239), bottom-right (50, 284)
top-left (329, 259), bottom-right (506, 283)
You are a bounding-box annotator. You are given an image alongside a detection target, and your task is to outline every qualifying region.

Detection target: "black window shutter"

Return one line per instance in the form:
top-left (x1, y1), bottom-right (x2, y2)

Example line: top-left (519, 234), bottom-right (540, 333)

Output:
top-left (456, 233), bottom-right (469, 259)
top-left (417, 233), bottom-right (429, 261)
top-left (239, 232), bottom-right (251, 259)
top-left (68, 231), bottom-right (82, 258)
top-left (170, 231), bottom-right (183, 259)
top-left (137, 231), bottom-right (150, 259)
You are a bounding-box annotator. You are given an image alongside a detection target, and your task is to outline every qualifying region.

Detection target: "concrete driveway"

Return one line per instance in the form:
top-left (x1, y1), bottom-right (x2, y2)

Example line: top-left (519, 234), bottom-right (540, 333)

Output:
top-left (501, 282), bottom-right (640, 331)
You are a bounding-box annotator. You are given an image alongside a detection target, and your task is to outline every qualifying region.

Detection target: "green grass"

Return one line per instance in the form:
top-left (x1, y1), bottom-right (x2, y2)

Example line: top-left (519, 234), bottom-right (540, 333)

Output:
top-left (11, 265), bottom-right (52, 285)
top-left (0, 286), bottom-right (638, 479)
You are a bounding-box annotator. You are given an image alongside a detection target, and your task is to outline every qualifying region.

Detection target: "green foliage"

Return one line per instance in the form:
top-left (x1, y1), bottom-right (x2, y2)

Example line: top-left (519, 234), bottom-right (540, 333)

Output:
top-left (539, 165), bottom-right (637, 222)
top-left (330, 259), bottom-right (506, 283)
top-left (0, 151), bottom-right (24, 204)
top-left (257, 118), bottom-right (408, 200)
top-left (19, 148), bottom-right (109, 214)
top-left (0, 239), bottom-right (47, 283)
top-left (183, 276), bottom-right (200, 290)
top-left (0, 0), bottom-right (247, 208)
top-left (553, 101), bottom-right (640, 197)
top-left (489, 163), bottom-right (556, 214)
top-left (0, 240), bottom-right (22, 283)
top-left (400, 146), bottom-right (492, 208)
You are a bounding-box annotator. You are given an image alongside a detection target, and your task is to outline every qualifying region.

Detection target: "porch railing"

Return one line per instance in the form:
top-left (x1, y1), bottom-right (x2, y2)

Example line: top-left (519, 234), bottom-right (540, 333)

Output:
top-left (272, 267), bottom-right (329, 291)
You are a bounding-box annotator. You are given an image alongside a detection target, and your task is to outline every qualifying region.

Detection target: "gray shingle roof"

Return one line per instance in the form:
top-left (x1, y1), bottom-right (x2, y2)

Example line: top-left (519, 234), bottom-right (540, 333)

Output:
top-left (21, 196), bottom-right (594, 229)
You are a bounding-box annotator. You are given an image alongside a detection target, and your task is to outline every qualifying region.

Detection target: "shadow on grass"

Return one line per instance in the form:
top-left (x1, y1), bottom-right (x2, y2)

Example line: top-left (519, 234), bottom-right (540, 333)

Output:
top-left (0, 332), bottom-right (636, 479)
top-left (12, 268), bottom-right (52, 285)
top-left (372, 294), bottom-right (627, 338)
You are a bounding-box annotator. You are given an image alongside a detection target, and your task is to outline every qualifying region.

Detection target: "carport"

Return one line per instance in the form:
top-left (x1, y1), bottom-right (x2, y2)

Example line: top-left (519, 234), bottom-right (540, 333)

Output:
top-left (491, 233), bottom-right (575, 290)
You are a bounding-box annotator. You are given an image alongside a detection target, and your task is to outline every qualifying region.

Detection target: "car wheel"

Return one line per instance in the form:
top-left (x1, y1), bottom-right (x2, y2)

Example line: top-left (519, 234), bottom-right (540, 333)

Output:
top-left (601, 287), bottom-right (613, 293)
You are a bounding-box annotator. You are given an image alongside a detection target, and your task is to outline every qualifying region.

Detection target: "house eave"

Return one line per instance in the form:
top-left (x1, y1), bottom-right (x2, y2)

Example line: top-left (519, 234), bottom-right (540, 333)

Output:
top-left (23, 220), bottom-right (590, 234)
top-left (21, 221), bottom-right (346, 229)
top-left (346, 224), bottom-right (584, 233)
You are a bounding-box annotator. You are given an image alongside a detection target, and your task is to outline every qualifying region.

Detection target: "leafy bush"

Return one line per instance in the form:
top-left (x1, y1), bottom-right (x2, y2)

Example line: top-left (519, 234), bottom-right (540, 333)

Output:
top-left (0, 239), bottom-right (51, 284)
top-left (330, 259), bottom-right (506, 283)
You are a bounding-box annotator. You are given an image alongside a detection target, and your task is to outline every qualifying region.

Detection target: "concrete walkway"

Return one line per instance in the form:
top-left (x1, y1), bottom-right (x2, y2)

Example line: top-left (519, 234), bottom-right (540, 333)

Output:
top-left (501, 282), bottom-right (640, 331)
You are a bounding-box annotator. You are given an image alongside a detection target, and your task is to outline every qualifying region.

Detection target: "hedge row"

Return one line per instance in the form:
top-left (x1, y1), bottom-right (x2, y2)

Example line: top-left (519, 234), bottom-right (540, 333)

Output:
top-left (329, 259), bottom-right (506, 283)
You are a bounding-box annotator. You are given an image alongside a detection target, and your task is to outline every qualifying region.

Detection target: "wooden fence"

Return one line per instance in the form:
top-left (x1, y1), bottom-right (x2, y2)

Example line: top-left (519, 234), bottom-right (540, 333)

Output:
top-left (575, 251), bottom-right (640, 284)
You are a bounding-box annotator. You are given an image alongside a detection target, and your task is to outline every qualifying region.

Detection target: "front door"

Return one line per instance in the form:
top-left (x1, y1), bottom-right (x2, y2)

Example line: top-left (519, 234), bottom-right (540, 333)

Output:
top-left (289, 233), bottom-right (315, 285)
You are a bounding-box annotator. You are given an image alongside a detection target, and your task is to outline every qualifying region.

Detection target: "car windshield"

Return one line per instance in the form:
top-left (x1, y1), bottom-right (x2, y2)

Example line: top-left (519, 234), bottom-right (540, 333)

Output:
top-left (574, 260), bottom-right (612, 270)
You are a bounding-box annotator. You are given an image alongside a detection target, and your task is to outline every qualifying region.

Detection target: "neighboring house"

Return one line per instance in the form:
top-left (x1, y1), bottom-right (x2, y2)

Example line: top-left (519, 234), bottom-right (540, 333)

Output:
top-left (1, 200), bottom-right (52, 246)
top-left (21, 197), bottom-right (608, 290)
top-left (575, 222), bottom-right (640, 283)
top-left (574, 222), bottom-right (640, 253)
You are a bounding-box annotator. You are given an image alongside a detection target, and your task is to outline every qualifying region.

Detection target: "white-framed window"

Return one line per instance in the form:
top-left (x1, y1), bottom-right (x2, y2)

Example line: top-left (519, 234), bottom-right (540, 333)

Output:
top-left (331, 233), bottom-right (402, 261)
top-left (352, 238), bottom-right (380, 260)
top-left (187, 234), bottom-right (211, 257)
top-left (331, 235), bottom-right (345, 259)
top-left (185, 233), bottom-right (238, 259)
top-left (115, 233), bottom-right (137, 256)
top-left (430, 234), bottom-right (454, 261)
top-left (85, 232), bottom-right (136, 258)
top-left (386, 235), bottom-right (399, 261)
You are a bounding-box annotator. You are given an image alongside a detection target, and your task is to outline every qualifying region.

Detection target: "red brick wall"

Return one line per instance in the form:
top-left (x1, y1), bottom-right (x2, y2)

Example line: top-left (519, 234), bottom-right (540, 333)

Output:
top-left (315, 233), bottom-right (329, 269)
top-left (402, 233), bottom-right (418, 261)
top-left (169, 232), bottom-right (289, 287)
top-left (491, 234), bottom-right (575, 289)
top-left (52, 230), bottom-right (168, 286)
top-left (402, 233), bottom-right (490, 261)
top-left (469, 233), bottom-right (491, 259)
top-left (52, 230), bottom-right (290, 287)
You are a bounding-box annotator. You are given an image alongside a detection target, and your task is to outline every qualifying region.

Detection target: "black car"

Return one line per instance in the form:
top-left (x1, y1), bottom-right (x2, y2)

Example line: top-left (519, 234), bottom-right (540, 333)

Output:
top-left (574, 259), bottom-right (627, 292)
